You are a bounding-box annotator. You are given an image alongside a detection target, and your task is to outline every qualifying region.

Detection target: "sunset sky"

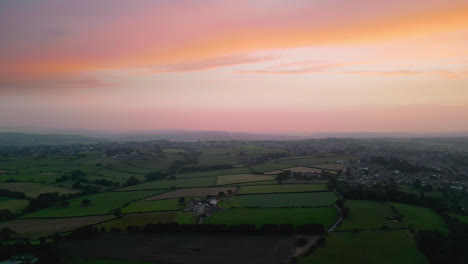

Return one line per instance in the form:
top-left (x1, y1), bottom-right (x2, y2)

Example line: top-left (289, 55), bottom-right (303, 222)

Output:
top-left (1, 0), bottom-right (467, 134)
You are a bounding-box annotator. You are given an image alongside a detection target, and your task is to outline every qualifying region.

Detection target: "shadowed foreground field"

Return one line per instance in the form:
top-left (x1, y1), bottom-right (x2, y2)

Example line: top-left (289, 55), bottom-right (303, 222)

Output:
top-left (58, 233), bottom-right (295, 264)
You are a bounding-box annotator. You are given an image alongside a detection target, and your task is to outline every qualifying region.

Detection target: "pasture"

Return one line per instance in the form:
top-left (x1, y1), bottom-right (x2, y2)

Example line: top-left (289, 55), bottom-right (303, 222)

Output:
top-left (21, 190), bottom-right (168, 218)
top-left (217, 174), bottom-right (275, 185)
top-left (277, 155), bottom-right (357, 167)
top-left (300, 231), bottom-right (427, 264)
top-left (232, 180), bottom-right (278, 186)
top-left (237, 184), bottom-right (327, 194)
top-left (284, 167), bottom-right (322, 174)
top-left (122, 199), bottom-right (188, 213)
top-left (312, 163), bottom-right (344, 170)
top-left (389, 202), bottom-right (448, 234)
top-left (144, 187), bottom-right (236, 200)
top-left (0, 215), bottom-right (114, 236)
top-left (220, 192), bottom-right (337, 208)
top-left (175, 167), bottom-right (251, 178)
top-left (0, 182), bottom-right (80, 198)
top-left (118, 177), bottom-right (217, 191)
top-left (338, 200), bottom-right (404, 230)
top-left (96, 212), bottom-right (180, 231)
top-left (0, 197), bottom-right (29, 213)
top-left (204, 207), bottom-right (338, 228)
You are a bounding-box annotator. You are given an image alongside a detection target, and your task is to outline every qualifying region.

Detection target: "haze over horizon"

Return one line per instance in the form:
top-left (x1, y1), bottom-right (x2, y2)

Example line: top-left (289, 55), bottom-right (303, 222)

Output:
top-left (1, 0), bottom-right (467, 134)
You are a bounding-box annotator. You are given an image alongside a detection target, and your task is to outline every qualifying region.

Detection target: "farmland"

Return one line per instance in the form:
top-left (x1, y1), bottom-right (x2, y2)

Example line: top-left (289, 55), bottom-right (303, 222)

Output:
top-left (118, 177), bottom-right (217, 191)
top-left (237, 184), bottom-right (327, 194)
top-left (300, 231), bottom-right (427, 264)
top-left (217, 174), bottom-right (275, 185)
top-left (389, 202), bottom-right (449, 234)
top-left (21, 190), bottom-right (168, 218)
top-left (220, 192), bottom-right (337, 208)
top-left (122, 199), bottom-right (188, 213)
top-left (96, 212), bottom-right (180, 231)
top-left (175, 167), bottom-right (251, 178)
top-left (338, 200), bottom-right (404, 230)
top-left (0, 182), bottom-right (80, 198)
top-left (0, 215), bottom-right (114, 236)
top-left (144, 187), bottom-right (236, 200)
top-left (204, 207), bottom-right (338, 228)
top-left (0, 197), bottom-right (29, 213)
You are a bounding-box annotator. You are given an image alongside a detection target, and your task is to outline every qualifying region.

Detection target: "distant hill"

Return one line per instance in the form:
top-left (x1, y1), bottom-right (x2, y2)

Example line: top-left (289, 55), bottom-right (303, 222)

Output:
top-left (0, 133), bottom-right (106, 146)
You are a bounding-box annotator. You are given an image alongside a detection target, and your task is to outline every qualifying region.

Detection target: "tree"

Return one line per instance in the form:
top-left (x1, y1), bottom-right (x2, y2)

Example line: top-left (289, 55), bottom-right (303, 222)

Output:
top-left (218, 191), bottom-right (225, 197)
top-left (126, 176), bottom-right (140, 186)
top-left (178, 197), bottom-right (186, 204)
top-left (114, 209), bottom-right (122, 216)
top-left (0, 227), bottom-right (16, 239)
top-left (81, 199), bottom-right (91, 206)
top-left (60, 200), bottom-right (70, 207)
top-left (227, 190), bottom-right (232, 195)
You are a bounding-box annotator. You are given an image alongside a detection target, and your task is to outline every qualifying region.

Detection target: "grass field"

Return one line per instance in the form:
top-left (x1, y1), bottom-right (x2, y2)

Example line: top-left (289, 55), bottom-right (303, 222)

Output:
top-left (145, 187), bottom-right (236, 200)
top-left (231, 180), bottom-right (278, 186)
top-left (119, 177), bottom-right (217, 191)
top-left (217, 174), bottom-right (275, 185)
top-left (278, 155), bottom-right (357, 167)
top-left (96, 212), bottom-right (180, 231)
top-left (237, 184), bottom-right (327, 194)
top-left (338, 200), bottom-right (404, 230)
top-left (204, 207), bottom-right (338, 228)
top-left (220, 192), bottom-right (337, 208)
top-left (0, 182), bottom-right (80, 198)
top-left (312, 163), bottom-right (344, 170)
top-left (284, 167), bottom-right (323, 173)
top-left (21, 190), bottom-right (169, 218)
top-left (0, 215), bottom-right (114, 235)
top-left (0, 197), bottom-right (29, 213)
top-left (389, 202), bottom-right (448, 234)
top-left (398, 185), bottom-right (444, 200)
top-left (300, 231), bottom-right (427, 264)
top-left (122, 199), bottom-right (188, 213)
top-left (176, 167), bottom-right (251, 178)
top-left (250, 162), bottom-right (293, 173)
top-left (450, 213), bottom-right (468, 224)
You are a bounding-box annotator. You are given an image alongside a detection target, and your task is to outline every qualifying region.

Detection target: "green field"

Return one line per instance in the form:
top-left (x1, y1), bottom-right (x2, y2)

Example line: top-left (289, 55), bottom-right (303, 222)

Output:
top-left (21, 190), bottom-right (169, 218)
top-left (389, 202), bottom-right (448, 234)
top-left (118, 177), bottom-right (217, 191)
top-left (237, 184), bottom-right (327, 194)
top-left (204, 207), bottom-right (338, 228)
top-left (220, 192), bottom-right (337, 208)
top-left (312, 163), bottom-right (344, 170)
top-left (300, 231), bottom-right (427, 264)
top-left (95, 211), bottom-right (180, 231)
top-left (338, 200), bottom-right (404, 230)
top-left (230, 180), bottom-right (278, 186)
top-left (0, 197), bottom-right (29, 213)
top-left (398, 185), bottom-right (444, 200)
top-left (217, 174), bottom-right (275, 185)
top-left (277, 155), bottom-right (357, 167)
top-left (0, 182), bottom-right (80, 198)
top-left (450, 213), bottom-right (468, 224)
top-left (176, 167), bottom-right (251, 179)
top-left (250, 162), bottom-right (293, 173)
top-left (121, 199), bottom-right (187, 213)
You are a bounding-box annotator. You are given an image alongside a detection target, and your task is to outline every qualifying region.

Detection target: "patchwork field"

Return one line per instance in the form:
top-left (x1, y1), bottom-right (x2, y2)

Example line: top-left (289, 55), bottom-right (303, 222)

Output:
top-left (21, 190), bottom-right (168, 218)
top-left (250, 162), bottom-right (293, 173)
top-left (0, 182), bottom-right (80, 198)
top-left (312, 163), bottom-right (344, 170)
top-left (278, 155), bottom-right (357, 167)
top-left (231, 180), bottom-right (278, 186)
top-left (96, 212), bottom-right (180, 231)
top-left (176, 167), bottom-right (251, 179)
top-left (145, 187), bottom-right (237, 200)
top-left (0, 215), bottom-right (114, 235)
top-left (389, 202), bottom-right (448, 234)
top-left (204, 207), bottom-right (338, 228)
top-left (300, 231), bottom-right (427, 264)
top-left (0, 197), bottom-right (29, 213)
top-left (217, 174), bottom-right (275, 185)
top-left (119, 177), bottom-right (217, 191)
top-left (220, 192), bottom-right (337, 208)
top-left (122, 199), bottom-right (188, 213)
top-left (338, 200), bottom-right (404, 230)
top-left (237, 184), bottom-right (327, 194)
top-left (284, 166), bottom-right (323, 174)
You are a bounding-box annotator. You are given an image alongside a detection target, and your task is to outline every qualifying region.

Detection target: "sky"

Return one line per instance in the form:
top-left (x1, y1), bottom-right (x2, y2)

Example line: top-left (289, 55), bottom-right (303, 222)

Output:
top-left (0, 0), bottom-right (467, 134)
